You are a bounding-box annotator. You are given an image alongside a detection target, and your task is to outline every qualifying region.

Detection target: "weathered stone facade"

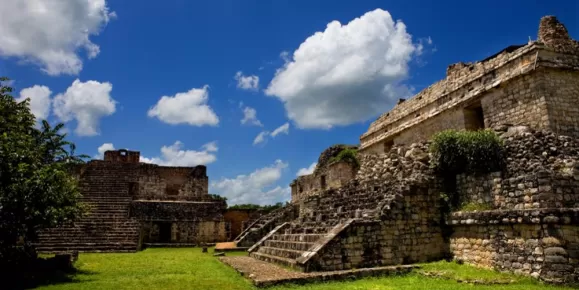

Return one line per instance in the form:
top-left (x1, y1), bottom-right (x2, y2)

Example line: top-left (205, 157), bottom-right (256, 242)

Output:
top-left (360, 16), bottom-right (579, 154)
top-left (35, 149), bottom-right (227, 252)
top-left (291, 145), bottom-right (358, 203)
top-left (449, 127), bottom-right (579, 283)
top-left (224, 209), bottom-right (262, 241)
top-left (246, 16), bottom-right (579, 285)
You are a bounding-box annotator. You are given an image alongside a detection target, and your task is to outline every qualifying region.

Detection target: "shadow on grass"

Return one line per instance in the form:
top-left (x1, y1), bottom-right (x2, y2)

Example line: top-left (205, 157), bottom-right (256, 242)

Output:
top-left (1, 256), bottom-right (96, 290)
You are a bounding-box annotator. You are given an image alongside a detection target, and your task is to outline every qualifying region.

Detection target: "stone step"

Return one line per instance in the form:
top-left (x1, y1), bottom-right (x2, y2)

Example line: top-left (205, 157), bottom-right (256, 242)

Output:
top-left (288, 227), bottom-right (333, 235)
top-left (257, 246), bottom-right (306, 260)
top-left (37, 236), bottom-right (138, 242)
top-left (264, 240), bottom-right (315, 251)
top-left (35, 243), bottom-right (138, 253)
top-left (272, 233), bottom-right (325, 243)
top-left (40, 227), bottom-right (139, 233)
top-left (250, 252), bottom-right (301, 270)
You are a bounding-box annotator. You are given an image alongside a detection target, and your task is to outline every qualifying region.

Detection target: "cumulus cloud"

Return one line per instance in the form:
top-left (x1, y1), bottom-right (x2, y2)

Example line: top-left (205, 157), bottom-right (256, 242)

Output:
top-left (147, 86), bottom-right (219, 126)
top-left (270, 122), bottom-right (290, 137)
top-left (15, 85), bottom-right (52, 121)
top-left (95, 143), bottom-right (115, 159)
top-left (0, 0), bottom-right (115, 75)
top-left (140, 141), bottom-right (218, 167)
top-left (52, 79), bottom-right (117, 136)
top-left (265, 9), bottom-right (419, 129)
top-left (210, 160), bottom-right (290, 205)
top-left (234, 71), bottom-right (259, 91)
top-left (253, 122), bottom-right (290, 146)
top-left (297, 162), bottom-right (317, 176)
top-left (241, 106), bottom-right (263, 127)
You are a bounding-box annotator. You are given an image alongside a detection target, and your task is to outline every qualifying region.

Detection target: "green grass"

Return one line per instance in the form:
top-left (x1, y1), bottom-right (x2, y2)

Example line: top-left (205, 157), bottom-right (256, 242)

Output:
top-left (32, 248), bottom-right (571, 290)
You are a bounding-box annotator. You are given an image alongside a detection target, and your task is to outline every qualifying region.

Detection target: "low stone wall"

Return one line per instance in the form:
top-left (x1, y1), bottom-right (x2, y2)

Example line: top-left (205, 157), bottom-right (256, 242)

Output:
top-left (449, 209), bottom-right (579, 283)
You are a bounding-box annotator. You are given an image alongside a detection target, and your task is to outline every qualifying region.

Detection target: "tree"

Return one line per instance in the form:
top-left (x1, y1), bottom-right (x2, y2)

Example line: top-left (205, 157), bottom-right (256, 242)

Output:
top-left (0, 77), bottom-right (86, 263)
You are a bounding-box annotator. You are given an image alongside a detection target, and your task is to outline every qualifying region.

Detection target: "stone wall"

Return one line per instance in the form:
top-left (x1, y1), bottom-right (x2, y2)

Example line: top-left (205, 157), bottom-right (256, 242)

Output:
top-left (543, 70), bottom-right (579, 138)
top-left (131, 201), bottom-right (227, 244)
top-left (135, 165), bottom-right (209, 201)
top-left (450, 127), bottom-right (579, 283)
top-left (450, 209), bottom-right (579, 283)
top-left (291, 145), bottom-right (358, 203)
top-left (456, 128), bottom-right (579, 210)
top-left (359, 16), bottom-right (579, 153)
top-left (224, 209), bottom-right (261, 240)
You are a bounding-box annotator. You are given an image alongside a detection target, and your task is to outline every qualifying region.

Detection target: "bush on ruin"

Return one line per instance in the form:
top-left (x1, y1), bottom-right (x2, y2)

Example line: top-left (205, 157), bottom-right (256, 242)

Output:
top-left (0, 77), bottom-right (87, 265)
top-left (429, 129), bottom-right (505, 176)
top-left (330, 148), bottom-right (359, 168)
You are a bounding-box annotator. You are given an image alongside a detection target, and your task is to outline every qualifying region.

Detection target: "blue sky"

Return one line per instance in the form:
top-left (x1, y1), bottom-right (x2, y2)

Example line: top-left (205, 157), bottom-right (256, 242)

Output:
top-left (1, 0), bottom-right (577, 205)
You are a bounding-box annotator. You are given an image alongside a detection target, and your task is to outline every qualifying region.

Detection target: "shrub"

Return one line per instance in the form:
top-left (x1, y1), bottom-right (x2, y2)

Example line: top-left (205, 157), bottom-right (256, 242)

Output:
top-left (330, 148), bottom-right (359, 168)
top-left (429, 129), bottom-right (504, 176)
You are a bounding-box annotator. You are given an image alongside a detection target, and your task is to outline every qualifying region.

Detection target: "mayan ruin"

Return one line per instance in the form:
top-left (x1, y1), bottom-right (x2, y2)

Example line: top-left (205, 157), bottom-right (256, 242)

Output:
top-left (34, 149), bottom-right (229, 252)
top-left (1, 2), bottom-right (578, 289)
top-left (218, 15), bottom-right (579, 285)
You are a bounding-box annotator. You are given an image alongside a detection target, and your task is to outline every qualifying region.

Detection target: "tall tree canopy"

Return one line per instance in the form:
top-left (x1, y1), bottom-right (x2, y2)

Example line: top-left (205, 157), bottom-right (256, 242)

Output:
top-left (0, 77), bottom-right (86, 261)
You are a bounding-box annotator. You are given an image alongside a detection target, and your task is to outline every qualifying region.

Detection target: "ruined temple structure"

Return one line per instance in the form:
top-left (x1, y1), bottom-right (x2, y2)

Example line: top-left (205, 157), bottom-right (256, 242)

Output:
top-left (237, 16), bottom-right (579, 284)
top-left (290, 145), bottom-right (359, 203)
top-left (360, 15), bottom-right (579, 154)
top-left (35, 149), bottom-right (227, 252)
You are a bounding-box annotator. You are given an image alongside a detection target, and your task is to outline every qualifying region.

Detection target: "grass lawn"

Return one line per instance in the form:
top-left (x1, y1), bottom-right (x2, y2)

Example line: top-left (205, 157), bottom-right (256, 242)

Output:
top-left (31, 248), bottom-right (572, 290)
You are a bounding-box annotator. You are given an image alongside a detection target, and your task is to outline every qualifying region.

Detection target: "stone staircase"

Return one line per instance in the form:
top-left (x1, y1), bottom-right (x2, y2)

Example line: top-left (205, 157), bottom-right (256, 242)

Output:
top-left (249, 221), bottom-right (338, 270)
top-left (234, 204), bottom-right (297, 247)
top-left (248, 180), bottom-right (403, 271)
top-left (35, 164), bottom-right (141, 253)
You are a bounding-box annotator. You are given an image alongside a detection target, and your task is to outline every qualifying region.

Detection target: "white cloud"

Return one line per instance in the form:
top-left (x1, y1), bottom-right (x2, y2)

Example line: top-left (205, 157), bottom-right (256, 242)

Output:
top-left (241, 106), bottom-right (263, 127)
top-left (265, 9), bottom-right (419, 129)
top-left (0, 0), bottom-right (115, 75)
top-left (15, 85), bottom-right (52, 121)
top-left (147, 86), bottom-right (219, 126)
top-left (253, 122), bottom-right (290, 146)
top-left (202, 141), bottom-right (218, 152)
top-left (95, 142), bottom-right (115, 159)
top-left (210, 160), bottom-right (290, 205)
top-left (253, 131), bottom-right (270, 145)
top-left (297, 162), bottom-right (317, 176)
top-left (234, 71), bottom-right (259, 91)
top-left (52, 79), bottom-right (117, 136)
top-left (140, 141), bottom-right (217, 167)
top-left (270, 122), bottom-right (289, 137)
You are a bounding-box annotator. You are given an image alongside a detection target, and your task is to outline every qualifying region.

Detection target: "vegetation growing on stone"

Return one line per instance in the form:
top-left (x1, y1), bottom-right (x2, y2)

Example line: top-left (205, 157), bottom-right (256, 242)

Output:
top-left (329, 147), bottom-right (360, 168)
top-left (209, 194), bottom-right (227, 201)
top-left (227, 202), bottom-right (285, 213)
top-left (429, 129), bottom-right (505, 175)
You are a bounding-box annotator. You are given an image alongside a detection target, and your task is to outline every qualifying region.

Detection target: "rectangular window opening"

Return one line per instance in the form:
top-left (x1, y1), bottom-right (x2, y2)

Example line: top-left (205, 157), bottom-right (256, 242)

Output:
top-left (464, 103), bottom-right (485, 130)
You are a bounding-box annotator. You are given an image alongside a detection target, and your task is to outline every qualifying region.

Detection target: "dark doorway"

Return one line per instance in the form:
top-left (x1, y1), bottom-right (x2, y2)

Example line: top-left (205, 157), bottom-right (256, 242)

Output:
top-left (464, 104), bottom-right (485, 130)
top-left (384, 139), bottom-right (394, 153)
top-left (128, 182), bottom-right (139, 196)
top-left (320, 175), bottom-right (327, 190)
top-left (159, 222), bottom-right (172, 243)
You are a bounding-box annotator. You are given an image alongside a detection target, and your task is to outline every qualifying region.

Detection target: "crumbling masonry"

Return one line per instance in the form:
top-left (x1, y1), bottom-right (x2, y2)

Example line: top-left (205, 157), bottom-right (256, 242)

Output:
top-left (243, 16), bottom-right (579, 284)
top-left (36, 149), bottom-right (227, 252)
